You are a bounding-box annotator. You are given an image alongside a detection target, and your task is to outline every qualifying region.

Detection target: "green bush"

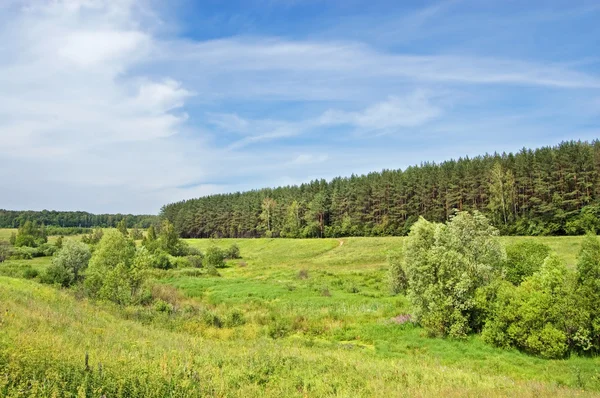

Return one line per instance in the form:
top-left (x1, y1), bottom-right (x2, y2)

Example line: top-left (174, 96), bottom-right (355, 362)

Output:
top-left (387, 249), bottom-right (407, 294)
top-left (186, 254), bottom-right (204, 268)
top-left (204, 246), bottom-right (226, 269)
top-left (0, 241), bottom-right (10, 263)
top-left (23, 267), bottom-right (39, 280)
top-left (84, 230), bottom-right (146, 305)
top-left (171, 256), bottom-right (190, 269)
top-left (574, 234), bottom-right (600, 353)
top-left (151, 250), bottom-right (172, 270)
top-left (43, 240), bottom-right (91, 287)
top-left (224, 244), bottom-right (241, 259)
top-left (504, 241), bottom-right (551, 285)
top-left (402, 212), bottom-right (505, 338)
top-left (482, 254), bottom-right (586, 358)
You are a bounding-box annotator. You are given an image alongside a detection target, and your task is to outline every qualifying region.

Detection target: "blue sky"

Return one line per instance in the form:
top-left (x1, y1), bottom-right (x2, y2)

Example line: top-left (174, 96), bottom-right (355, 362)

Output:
top-left (0, 0), bottom-right (598, 213)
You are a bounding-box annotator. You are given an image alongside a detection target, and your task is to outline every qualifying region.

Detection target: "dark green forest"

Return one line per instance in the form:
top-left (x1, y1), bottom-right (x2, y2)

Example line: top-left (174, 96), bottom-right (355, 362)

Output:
top-left (0, 210), bottom-right (158, 229)
top-left (161, 140), bottom-right (600, 238)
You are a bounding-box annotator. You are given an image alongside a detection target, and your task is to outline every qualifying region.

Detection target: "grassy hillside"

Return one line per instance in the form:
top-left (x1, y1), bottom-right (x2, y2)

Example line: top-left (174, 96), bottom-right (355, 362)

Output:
top-left (0, 236), bottom-right (598, 396)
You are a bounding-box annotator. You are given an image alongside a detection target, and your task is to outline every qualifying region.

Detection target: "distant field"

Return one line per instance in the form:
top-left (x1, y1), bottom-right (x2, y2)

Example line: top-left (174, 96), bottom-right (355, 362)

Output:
top-left (0, 228), bottom-right (15, 241)
top-left (0, 235), bottom-right (597, 396)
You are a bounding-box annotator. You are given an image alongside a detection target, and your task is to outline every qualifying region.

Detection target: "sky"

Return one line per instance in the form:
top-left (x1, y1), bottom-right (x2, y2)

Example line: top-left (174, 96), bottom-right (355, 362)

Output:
top-left (0, 0), bottom-right (599, 214)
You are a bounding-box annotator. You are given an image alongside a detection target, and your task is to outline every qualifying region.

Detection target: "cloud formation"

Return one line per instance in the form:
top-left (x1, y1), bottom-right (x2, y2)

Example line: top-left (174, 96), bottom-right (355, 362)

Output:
top-left (0, 0), bottom-right (598, 213)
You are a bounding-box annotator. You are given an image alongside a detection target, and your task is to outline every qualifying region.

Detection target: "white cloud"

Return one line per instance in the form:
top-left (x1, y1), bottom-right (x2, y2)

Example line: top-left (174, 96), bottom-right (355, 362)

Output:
top-left (320, 91), bottom-right (442, 132)
top-left (290, 154), bottom-right (329, 165)
top-left (0, 0), bottom-right (598, 213)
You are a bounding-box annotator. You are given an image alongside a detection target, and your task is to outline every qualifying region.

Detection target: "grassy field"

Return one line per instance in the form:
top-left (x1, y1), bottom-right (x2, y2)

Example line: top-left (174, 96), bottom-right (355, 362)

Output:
top-left (0, 236), bottom-right (598, 396)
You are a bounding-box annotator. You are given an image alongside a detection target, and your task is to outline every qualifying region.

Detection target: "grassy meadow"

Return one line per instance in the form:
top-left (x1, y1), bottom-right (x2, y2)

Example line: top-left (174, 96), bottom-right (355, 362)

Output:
top-left (1, 236), bottom-right (599, 396)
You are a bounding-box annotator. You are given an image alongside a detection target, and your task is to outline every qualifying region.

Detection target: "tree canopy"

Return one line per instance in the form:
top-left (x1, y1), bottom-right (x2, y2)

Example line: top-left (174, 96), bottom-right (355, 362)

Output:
top-left (161, 140), bottom-right (600, 238)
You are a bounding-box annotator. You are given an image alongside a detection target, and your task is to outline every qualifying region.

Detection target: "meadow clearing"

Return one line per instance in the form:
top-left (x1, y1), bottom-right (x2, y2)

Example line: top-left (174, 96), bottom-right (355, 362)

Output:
top-left (0, 234), bottom-right (599, 396)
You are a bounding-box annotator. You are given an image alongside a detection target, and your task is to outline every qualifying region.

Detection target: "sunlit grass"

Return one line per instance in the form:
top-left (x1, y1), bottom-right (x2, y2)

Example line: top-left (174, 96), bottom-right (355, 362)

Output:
top-left (0, 235), bottom-right (598, 396)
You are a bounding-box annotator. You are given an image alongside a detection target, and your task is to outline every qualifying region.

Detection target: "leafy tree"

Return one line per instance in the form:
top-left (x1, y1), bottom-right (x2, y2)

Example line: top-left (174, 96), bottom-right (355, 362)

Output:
top-left (482, 254), bottom-right (586, 358)
top-left (402, 212), bottom-right (505, 338)
top-left (504, 241), bottom-right (551, 285)
top-left (81, 228), bottom-right (104, 245)
top-left (281, 200), bottom-right (302, 238)
top-left (43, 240), bottom-right (91, 287)
top-left (84, 230), bottom-right (144, 304)
top-left (158, 220), bottom-right (179, 254)
top-left (117, 219), bottom-right (128, 236)
top-left (259, 197), bottom-right (277, 238)
top-left (0, 241), bottom-right (10, 263)
top-left (151, 250), bottom-right (172, 270)
top-left (488, 162), bottom-right (516, 228)
top-left (205, 246), bottom-right (226, 269)
top-left (55, 235), bottom-right (64, 249)
top-left (387, 250), bottom-right (407, 295)
top-left (575, 234), bottom-right (600, 353)
top-left (14, 220), bottom-right (47, 248)
top-left (130, 227), bottom-right (144, 240)
top-left (224, 243), bottom-right (241, 259)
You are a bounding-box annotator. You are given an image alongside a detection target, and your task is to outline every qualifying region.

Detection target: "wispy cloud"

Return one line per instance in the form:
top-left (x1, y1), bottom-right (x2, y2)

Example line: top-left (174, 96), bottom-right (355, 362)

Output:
top-left (0, 0), bottom-right (598, 213)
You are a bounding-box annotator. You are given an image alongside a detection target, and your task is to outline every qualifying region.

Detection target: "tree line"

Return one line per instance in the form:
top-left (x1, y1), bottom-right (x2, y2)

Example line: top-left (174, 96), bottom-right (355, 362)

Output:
top-left (0, 209), bottom-right (158, 229)
top-left (161, 140), bottom-right (600, 238)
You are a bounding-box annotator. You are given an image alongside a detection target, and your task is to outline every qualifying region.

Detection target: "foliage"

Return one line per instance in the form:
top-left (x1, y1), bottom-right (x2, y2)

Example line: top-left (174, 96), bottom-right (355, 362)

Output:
top-left (387, 250), bottom-right (407, 294)
top-left (402, 212), bottom-right (505, 338)
top-left (151, 250), bottom-right (173, 270)
top-left (161, 140), bottom-right (600, 238)
top-left (130, 227), bottom-right (144, 240)
top-left (224, 243), bottom-right (241, 259)
top-left (2, 237), bottom-right (600, 395)
top-left (117, 219), bottom-right (128, 235)
top-left (0, 240), bottom-right (10, 263)
top-left (575, 234), bottom-right (600, 354)
top-left (55, 235), bottom-right (64, 249)
top-left (0, 209), bottom-right (158, 228)
top-left (43, 240), bottom-right (91, 287)
top-left (204, 246), bottom-right (226, 270)
top-left (504, 241), bottom-right (551, 285)
top-left (81, 228), bottom-right (104, 245)
top-left (44, 226), bottom-right (92, 236)
top-left (482, 255), bottom-right (587, 358)
top-left (13, 220), bottom-right (47, 248)
top-left (84, 230), bottom-right (146, 305)
top-left (186, 254), bottom-right (204, 268)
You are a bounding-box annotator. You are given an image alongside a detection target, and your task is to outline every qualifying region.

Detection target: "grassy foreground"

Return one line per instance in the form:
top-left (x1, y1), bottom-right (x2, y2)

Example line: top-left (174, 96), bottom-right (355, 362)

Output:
top-left (1, 236), bottom-right (599, 397)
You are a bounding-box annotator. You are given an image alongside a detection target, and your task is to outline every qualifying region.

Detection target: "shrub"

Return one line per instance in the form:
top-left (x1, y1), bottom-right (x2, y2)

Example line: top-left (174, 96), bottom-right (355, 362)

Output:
top-left (187, 254), bottom-right (204, 268)
top-left (297, 269), bottom-right (309, 280)
top-left (574, 234), bottom-right (600, 353)
top-left (171, 256), bottom-right (191, 269)
top-left (387, 250), bottom-right (407, 294)
top-left (84, 230), bottom-right (146, 305)
top-left (153, 299), bottom-right (174, 314)
top-left (482, 254), bottom-right (587, 358)
top-left (225, 310), bottom-right (246, 327)
top-left (151, 250), bottom-right (173, 270)
top-left (23, 267), bottom-right (39, 280)
top-left (202, 311), bottom-right (223, 328)
top-left (13, 220), bottom-right (47, 248)
top-left (504, 241), bottom-right (551, 285)
top-left (81, 228), bottom-right (104, 245)
top-left (43, 240), bottom-right (91, 287)
top-left (204, 246), bottom-right (226, 269)
top-left (403, 212), bottom-right (505, 338)
top-left (224, 244), bottom-right (241, 259)
top-left (0, 241), bottom-right (10, 263)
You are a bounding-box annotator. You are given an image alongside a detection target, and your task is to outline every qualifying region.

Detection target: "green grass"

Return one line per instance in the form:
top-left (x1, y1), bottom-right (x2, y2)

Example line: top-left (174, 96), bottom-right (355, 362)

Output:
top-left (0, 236), bottom-right (598, 396)
top-left (0, 228), bottom-right (16, 241)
